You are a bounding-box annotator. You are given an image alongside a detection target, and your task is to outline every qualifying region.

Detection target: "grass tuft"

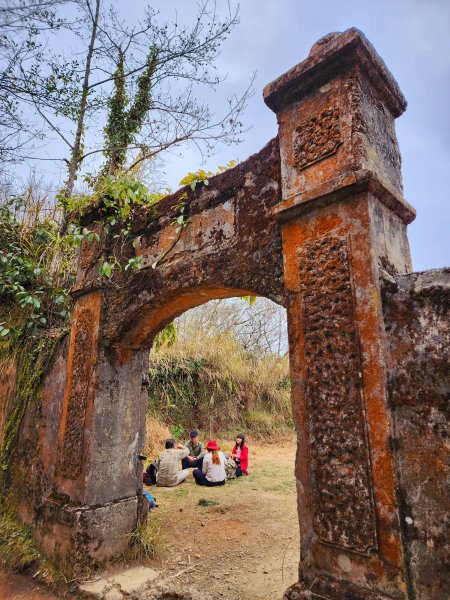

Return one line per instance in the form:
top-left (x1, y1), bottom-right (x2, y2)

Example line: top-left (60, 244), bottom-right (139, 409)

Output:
top-left (198, 498), bottom-right (219, 507)
top-left (128, 516), bottom-right (164, 559)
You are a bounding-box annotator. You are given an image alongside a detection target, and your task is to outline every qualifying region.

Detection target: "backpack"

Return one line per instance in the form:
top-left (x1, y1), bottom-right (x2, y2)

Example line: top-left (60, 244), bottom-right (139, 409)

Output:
top-left (143, 490), bottom-right (156, 510)
top-left (225, 458), bottom-right (237, 480)
top-left (144, 461), bottom-right (158, 485)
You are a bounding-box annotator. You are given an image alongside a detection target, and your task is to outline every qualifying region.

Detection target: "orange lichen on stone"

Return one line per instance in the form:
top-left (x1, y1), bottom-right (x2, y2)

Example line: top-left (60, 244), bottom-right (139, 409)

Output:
top-left (119, 285), bottom-right (259, 351)
top-left (56, 291), bottom-right (101, 486)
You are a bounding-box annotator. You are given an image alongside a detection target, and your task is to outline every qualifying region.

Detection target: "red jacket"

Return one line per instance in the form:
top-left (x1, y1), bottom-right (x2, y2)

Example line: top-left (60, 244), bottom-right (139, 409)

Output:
top-left (232, 444), bottom-right (249, 472)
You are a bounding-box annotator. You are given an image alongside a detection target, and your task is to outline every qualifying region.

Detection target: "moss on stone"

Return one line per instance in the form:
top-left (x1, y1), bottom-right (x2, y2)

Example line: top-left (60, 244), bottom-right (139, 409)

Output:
top-left (0, 334), bottom-right (61, 501)
top-left (0, 508), bottom-right (60, 583)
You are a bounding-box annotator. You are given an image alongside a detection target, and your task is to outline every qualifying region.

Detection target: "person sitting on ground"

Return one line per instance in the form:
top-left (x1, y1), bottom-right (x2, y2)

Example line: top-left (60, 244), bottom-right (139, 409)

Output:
top-left (230, 433), bottom-right (249, 477)
top-left (182, 430), bottom-right (206, 470)
top-left (193, 440), bottom-right (226, 487)
top-left (156, 439), bottom-right (190, 487)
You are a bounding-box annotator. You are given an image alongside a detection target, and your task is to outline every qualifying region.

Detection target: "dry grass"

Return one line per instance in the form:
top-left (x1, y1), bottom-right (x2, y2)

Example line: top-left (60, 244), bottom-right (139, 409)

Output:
top-left (128, 515), bottom-right (165, 560)
top-left (148, 329), bottom-right (292, 438)
top-left (143, 415), bottom-right (172, 458)
top-left (153, 328), bottom-right (289, 395)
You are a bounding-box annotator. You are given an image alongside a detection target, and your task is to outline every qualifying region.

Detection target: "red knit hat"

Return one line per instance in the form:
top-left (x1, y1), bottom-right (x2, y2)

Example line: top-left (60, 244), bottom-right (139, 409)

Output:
top-left (206, 439), bottom-right (220, 451)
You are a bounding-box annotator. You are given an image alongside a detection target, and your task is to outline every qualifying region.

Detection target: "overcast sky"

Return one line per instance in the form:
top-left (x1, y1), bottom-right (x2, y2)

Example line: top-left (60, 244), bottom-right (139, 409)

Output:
top-left (15, 0), bottom-right (449, 272)
top-left (127, 0), bottom-right (449, 273)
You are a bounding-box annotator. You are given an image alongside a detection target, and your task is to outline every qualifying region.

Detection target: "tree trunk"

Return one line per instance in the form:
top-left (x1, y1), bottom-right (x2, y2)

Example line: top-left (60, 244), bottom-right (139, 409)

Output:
top-left (60, 0), bottom-right (100, 233)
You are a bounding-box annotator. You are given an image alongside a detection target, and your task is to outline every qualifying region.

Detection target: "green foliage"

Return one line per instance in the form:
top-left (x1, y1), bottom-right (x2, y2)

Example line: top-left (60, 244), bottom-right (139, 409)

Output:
top-left (153, 322), bottom-right (178, 351)
top-left (65, 173), bottom-right (166, 279)
top-left (101, 175), bottom-right (162, 226)
top-left (170, 423), bottom-right (185, 440)
top-left (0, 198), bottom-right (73, 340)
top-left (148, 356), bottom-right (206, 426)
top-left (179, 169), bottom-right (212, 192)
top-left (102, 49), bottom-right (128, 174)
top-left (95, 175), bottom-right (164, 277)
top-left (102, 46), bottom-right (159, 175)
top-left (178, 161), bottom-right (237, 191)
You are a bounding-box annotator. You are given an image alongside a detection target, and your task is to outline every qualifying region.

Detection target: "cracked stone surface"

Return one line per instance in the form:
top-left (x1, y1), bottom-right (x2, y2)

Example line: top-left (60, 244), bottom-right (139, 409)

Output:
top-left (78, 566), bottom-right (210, 600)
top-left (79, 567), bottom-right (159, 598)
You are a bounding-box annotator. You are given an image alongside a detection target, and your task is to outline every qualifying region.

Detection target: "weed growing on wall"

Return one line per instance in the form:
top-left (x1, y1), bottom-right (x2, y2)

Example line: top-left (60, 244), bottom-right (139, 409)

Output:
top-left (0, 198), bottom-right (73, 340)
top-left (127, 515), bottom-right (164, 560)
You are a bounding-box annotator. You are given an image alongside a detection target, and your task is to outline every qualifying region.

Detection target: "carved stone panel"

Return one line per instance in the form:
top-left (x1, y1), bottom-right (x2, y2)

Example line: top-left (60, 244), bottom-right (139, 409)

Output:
top-left (298, 235), bottom-right (377, 554)
top-left (346, 70), bottom-right (403, 195)
top-left (58, 307), bottom-right (97, 479)
top-left (293, 105), bottom-right (342, 169)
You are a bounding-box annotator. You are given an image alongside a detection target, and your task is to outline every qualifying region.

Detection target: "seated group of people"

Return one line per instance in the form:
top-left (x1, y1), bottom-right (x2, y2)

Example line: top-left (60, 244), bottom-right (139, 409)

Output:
top-left (150, 430), bottom-right (249, 488)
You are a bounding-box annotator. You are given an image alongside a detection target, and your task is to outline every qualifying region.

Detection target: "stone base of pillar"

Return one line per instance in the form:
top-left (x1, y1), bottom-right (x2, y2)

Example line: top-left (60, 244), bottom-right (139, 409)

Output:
top-left (284, 579), bottom-right (405, 600)
top-left (34, 494), bottom-right (140, 572)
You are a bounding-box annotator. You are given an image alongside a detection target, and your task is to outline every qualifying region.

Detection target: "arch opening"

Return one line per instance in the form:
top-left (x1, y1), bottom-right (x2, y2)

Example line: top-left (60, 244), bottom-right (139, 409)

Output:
top-left (134, 293), bottom-right (299, 599)
top-left (116, 284), bottom-right (285, 354)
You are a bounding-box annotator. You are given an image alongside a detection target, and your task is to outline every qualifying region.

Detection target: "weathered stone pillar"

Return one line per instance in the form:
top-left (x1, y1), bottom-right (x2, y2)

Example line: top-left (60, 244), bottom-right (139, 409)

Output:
top-left (34, 268), bottom-right (149, 569)
top-left (264, 29), bottom-right (415, 599)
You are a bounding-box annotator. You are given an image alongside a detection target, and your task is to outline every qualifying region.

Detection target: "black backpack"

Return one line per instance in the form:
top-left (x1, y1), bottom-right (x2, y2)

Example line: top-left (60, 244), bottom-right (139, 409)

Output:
top-left (145, 461), bottom-right (158, 485)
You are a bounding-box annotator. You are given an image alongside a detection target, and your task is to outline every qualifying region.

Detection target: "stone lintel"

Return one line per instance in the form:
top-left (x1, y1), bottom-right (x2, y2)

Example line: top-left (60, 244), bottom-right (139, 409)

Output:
top-left (273, 169), bottom-right (416, 224)
top-left (264, 28), bottom-right (406, 118)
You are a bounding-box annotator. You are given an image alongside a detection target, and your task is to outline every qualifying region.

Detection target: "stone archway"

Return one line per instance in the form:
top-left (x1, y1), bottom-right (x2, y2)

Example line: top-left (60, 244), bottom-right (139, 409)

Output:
top-left (36, 134), bottom-right (288, 567)
top-left (5, 28), bottom-right (449, 600)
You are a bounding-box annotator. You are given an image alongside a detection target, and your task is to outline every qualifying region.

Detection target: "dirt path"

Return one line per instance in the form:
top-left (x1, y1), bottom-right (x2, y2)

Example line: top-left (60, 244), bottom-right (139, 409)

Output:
top-left (0, 440), bottom-right (299, 599)
top-left (146, 439), bottom-right (299, 599)
top-left (0, 569), bottom-right (63, 599)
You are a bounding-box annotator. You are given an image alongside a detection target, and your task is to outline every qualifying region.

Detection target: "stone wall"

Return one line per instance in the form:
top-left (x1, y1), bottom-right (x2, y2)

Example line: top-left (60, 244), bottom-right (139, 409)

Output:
top-left (0, 136), bottom-right (285, 571)
top-left (383, 268), bottom-right (450, 599)
top-left (74, 137), bottom-right (284, 350)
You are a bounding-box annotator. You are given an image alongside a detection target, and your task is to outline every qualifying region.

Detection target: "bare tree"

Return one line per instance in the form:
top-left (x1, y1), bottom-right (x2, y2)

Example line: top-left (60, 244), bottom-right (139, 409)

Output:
top-left (1, 0), bottom-right (253, 212)
top-left (62, 0), bottom-right (100, 201)
top-left (0, 1), bottom-right (76, 165)
top-left (175, 298), bottom-right (288, 356)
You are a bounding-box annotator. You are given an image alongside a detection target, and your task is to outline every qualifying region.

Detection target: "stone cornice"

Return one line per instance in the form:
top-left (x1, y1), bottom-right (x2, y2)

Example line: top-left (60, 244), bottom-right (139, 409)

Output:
top-left (264, 28), bottom-right (406, 118)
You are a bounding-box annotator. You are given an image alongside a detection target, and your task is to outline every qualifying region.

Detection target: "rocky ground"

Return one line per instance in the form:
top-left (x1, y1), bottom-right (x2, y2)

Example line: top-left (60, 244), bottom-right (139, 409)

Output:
top-left (0, 439), bottom-right (299, 599)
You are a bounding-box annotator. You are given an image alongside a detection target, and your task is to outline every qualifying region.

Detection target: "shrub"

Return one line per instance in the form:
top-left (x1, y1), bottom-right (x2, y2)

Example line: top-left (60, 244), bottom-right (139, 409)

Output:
top-left (147, 328), bottom-right (292, 437)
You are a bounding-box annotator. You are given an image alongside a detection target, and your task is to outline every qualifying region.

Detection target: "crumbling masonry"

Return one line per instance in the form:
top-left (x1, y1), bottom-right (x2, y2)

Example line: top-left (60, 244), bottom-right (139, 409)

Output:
top-left (1, 28), bottom-right (448, 599)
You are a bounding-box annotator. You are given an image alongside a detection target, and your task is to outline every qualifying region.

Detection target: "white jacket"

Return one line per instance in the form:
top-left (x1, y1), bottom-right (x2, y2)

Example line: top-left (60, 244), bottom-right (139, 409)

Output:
top-left (202, 451), bottom-right (226, 482)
